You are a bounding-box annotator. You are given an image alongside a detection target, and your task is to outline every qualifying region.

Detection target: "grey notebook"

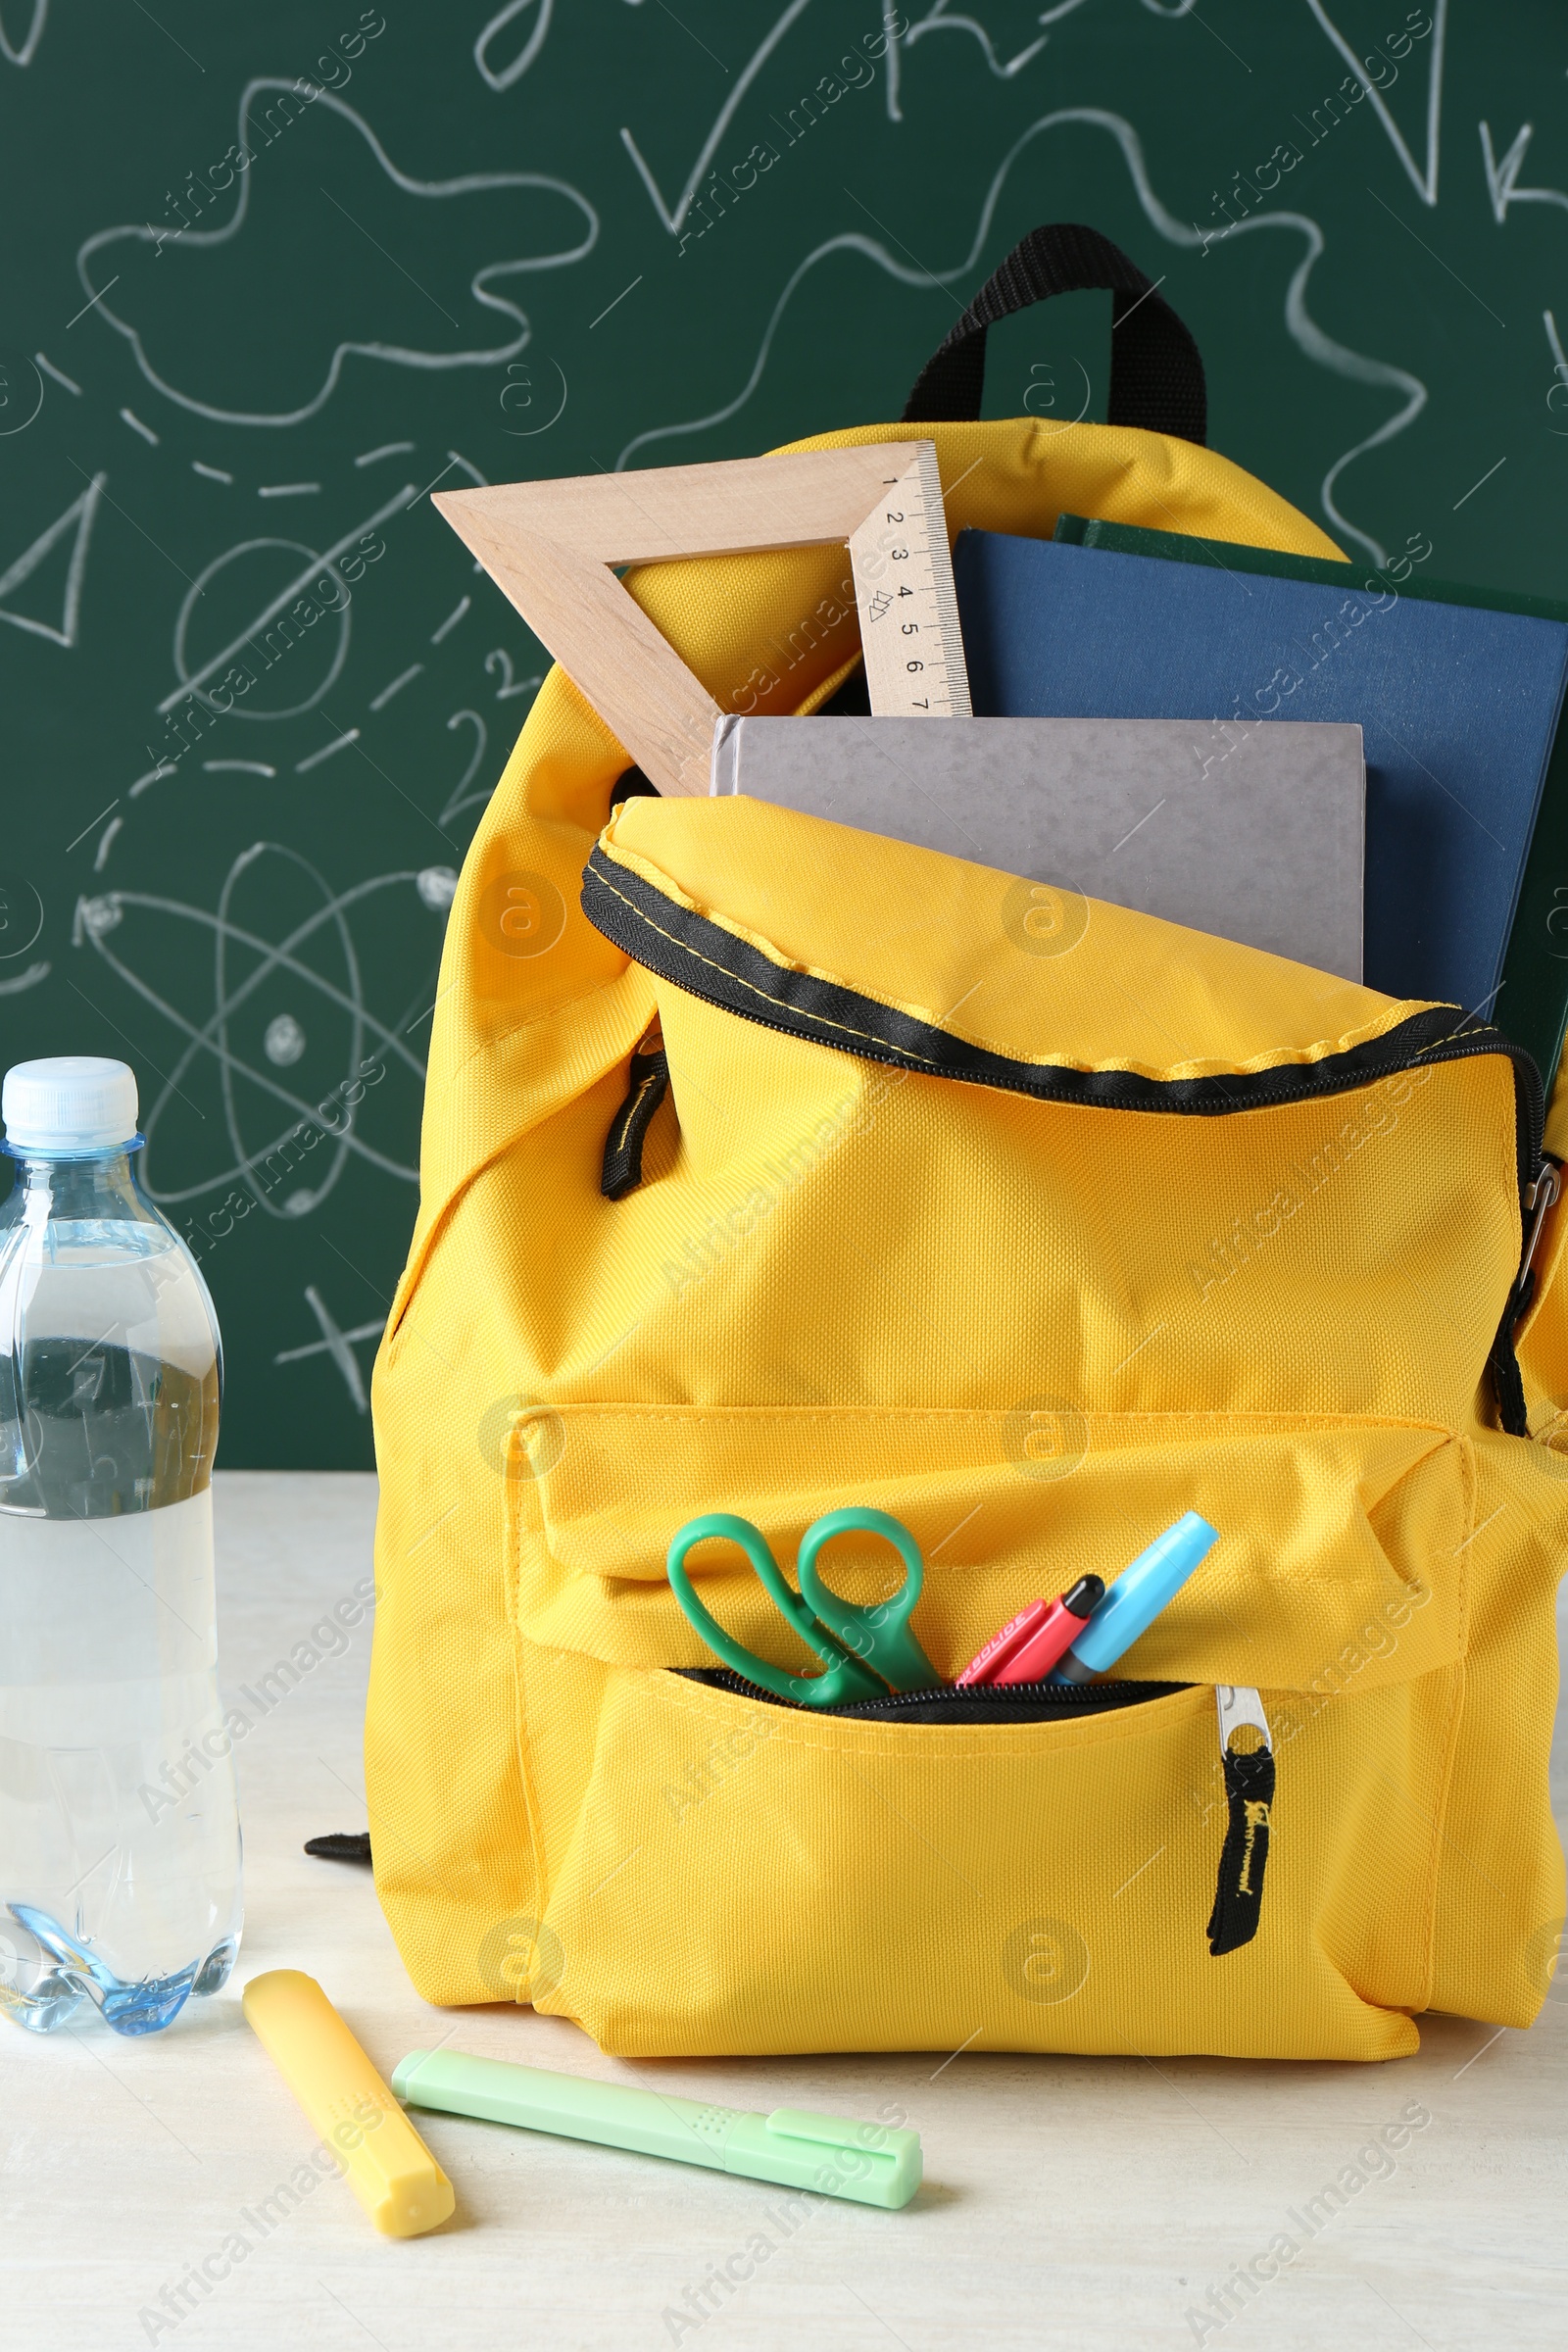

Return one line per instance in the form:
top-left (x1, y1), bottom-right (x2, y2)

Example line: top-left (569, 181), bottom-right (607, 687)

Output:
top-left (711, 713), bottom-right (1365, 981)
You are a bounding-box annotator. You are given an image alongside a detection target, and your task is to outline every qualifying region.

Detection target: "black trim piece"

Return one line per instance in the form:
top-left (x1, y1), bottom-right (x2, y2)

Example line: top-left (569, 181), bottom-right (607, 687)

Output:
top-left (304, 1832), bottom-right (371, 1865)
top-left (674, 1665), bottom-right (1185, 1723)
top-left (582, 844), bottom-right (1543, 1160)
top-left (601, 1043), bottom-right (670, 1200)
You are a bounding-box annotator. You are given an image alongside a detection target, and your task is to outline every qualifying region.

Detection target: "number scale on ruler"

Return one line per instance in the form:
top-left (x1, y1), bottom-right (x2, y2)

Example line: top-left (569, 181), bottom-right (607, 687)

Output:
top-left (847, 441), bottom-right (972, 719)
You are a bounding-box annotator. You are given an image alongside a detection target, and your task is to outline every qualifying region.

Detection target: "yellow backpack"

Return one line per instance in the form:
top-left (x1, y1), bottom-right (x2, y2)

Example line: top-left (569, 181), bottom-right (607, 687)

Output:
top-left (368, 230), bottom-right (1568, 2062)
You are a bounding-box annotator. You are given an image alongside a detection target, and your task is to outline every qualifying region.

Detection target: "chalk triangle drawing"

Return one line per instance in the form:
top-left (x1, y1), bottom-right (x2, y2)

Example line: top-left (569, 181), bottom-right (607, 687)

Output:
top-left (432, 442), bottom-right (915, 798)
top-left (0, 471), bottom-right (107, 647)
top-left (1305, 0), bottom-right (1446, 206)
top-left (0, 0), bottom-right (48, 69)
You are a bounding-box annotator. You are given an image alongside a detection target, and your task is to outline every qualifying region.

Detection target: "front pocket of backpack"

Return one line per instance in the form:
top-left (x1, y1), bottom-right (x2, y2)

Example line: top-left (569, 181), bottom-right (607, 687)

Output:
top-left (507, 1404), bottom-right (1470, 2060)
top-left (523, 1657), bottom-right (1454, 2063)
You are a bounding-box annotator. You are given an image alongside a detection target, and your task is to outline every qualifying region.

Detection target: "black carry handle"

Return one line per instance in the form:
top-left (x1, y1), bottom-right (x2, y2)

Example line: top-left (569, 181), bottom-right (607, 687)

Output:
top-left (902, 222), bottom-right (1206, 446)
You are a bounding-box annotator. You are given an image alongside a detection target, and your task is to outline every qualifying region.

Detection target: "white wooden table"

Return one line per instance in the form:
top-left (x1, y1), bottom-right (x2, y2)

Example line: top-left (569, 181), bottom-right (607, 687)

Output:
top-left (6, 1472), bottom-right (1566, 2350)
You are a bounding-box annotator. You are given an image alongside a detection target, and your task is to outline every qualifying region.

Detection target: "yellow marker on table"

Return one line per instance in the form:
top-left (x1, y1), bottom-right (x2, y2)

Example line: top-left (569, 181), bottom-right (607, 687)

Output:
top-left (242, 1970), bottom-right (455, 2238)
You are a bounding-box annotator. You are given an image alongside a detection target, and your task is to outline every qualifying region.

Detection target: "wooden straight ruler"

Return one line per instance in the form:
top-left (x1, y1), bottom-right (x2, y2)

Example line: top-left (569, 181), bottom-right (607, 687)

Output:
top-left (847, 441), bottom-right (972, 718)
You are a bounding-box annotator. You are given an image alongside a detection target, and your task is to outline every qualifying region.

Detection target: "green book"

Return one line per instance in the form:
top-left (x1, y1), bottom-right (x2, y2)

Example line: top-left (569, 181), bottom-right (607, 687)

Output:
top-left (1054, 514), bottom-right (1568, 1096)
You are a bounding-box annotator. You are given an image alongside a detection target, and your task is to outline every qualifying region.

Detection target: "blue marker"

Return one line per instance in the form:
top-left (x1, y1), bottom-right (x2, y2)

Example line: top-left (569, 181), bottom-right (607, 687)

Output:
top-left (1048, 1511), bottom-right (1218, 1684)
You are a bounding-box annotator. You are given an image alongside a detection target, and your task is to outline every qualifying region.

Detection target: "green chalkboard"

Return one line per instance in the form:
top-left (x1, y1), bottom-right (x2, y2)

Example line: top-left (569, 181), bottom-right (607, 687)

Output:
top-left (3, 0), bottom-right (1565, 1465)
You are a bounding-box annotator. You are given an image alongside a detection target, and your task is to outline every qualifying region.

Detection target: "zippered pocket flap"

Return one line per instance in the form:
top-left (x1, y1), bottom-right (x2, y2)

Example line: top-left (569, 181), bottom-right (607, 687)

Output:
top-left (580, 793), bottom-right (1537, 1439)
top-left (508, 1403), bottom-right (1471, 1692)
top-left (590, 791), bottom-right (1449, 1089)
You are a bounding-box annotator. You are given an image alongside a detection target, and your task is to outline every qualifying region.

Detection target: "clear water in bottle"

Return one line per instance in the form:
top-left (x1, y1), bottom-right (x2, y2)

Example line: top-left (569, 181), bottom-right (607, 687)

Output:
top-left (0, 1057), bottom-right (241, 2034)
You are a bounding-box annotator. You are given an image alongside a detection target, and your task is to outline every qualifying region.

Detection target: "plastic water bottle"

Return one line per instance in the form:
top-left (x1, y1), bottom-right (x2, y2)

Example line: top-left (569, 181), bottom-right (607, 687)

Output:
top-left (0, 1057), bottom-right (241, 2034)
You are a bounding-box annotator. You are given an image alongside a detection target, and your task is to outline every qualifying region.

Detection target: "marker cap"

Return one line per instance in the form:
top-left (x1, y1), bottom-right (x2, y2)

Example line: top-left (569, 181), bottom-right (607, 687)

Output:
top-left (988, 1576), bottom-right (1106, 1688)
top-left (1064, 1512), bottom-right (1218, 1674)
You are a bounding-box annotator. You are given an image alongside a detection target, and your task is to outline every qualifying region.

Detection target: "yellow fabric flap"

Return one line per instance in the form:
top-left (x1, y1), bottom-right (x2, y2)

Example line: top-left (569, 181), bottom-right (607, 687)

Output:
top-left (510, 1402), bottom-right (1470, 1694)
top-left (599, 793), bottom-right (1426, 1085)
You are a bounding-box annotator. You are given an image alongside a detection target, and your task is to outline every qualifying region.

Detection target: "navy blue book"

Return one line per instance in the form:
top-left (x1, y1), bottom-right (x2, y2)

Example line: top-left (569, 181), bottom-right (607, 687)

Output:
top-left (953, 529), bottom-right (1568, 1016)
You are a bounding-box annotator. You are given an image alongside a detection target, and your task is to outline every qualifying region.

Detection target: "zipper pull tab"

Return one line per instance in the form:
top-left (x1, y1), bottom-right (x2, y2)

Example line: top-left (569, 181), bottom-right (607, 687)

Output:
top-left (1519, 1155), bottom-right (1562, 1297)
top-left (601, 1022), bottom-right (670, 1201)
top-left (1207, 1685), bottom-right (1273, 1957)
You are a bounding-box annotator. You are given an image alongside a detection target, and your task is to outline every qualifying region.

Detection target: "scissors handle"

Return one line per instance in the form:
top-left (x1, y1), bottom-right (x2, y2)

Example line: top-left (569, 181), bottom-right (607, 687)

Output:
top-left (666, 1514), bottom-right (886, 1708)
top-left (797, 1508), bottom-right (939, 1694)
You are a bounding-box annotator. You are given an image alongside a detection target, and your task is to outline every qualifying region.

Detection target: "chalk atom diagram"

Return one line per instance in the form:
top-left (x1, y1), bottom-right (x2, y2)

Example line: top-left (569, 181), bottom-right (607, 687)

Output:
top-left (73, 843), bottom-right (455, 1401)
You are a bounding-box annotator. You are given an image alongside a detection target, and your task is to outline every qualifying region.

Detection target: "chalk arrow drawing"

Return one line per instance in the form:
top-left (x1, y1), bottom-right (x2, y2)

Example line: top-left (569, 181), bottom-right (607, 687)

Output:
top-left (1306, 0), bottom-right (1447, 207)
top-left (0, 471), bottom-right (106, 647)
top-left (620, 0), bottom-right (812, 235)
top-left (75, 83), bottom-right (597, 427)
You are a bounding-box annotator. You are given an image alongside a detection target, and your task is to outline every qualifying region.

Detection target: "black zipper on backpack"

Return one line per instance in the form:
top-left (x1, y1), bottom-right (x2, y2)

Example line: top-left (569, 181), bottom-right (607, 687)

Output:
top-left (672, 1665), bottom-right (1186, 1722)
top-left (583, 844), bottom-right (1542, 1162)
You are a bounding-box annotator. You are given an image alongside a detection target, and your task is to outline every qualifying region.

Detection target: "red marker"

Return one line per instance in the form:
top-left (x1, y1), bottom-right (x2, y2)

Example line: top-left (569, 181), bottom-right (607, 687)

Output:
top-left (956, 1576), bottom-right (1106, 1689)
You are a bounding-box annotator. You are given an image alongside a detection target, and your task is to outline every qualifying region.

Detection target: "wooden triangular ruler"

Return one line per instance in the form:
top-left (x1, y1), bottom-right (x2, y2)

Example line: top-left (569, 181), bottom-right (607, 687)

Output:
top-left (432, 441), bottom-right (963, 799)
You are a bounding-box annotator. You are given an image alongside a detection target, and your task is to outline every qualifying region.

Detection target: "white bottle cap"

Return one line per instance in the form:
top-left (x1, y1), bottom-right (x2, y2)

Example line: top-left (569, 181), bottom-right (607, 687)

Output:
top-left (2, 1056), bottom-right (140, 1153)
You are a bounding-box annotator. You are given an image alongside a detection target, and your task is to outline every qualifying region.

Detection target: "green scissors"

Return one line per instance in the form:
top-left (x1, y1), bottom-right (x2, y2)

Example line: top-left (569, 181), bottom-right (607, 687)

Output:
top-left (666, 1506), bottom-right (939, 1708)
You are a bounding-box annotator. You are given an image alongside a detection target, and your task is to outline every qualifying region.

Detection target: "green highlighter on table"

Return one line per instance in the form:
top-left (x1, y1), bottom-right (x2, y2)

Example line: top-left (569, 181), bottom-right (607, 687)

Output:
top-left (665, 1506), bottom-right (937, 1705)
top-left (394, 2050), bottom-right (922, 2209)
